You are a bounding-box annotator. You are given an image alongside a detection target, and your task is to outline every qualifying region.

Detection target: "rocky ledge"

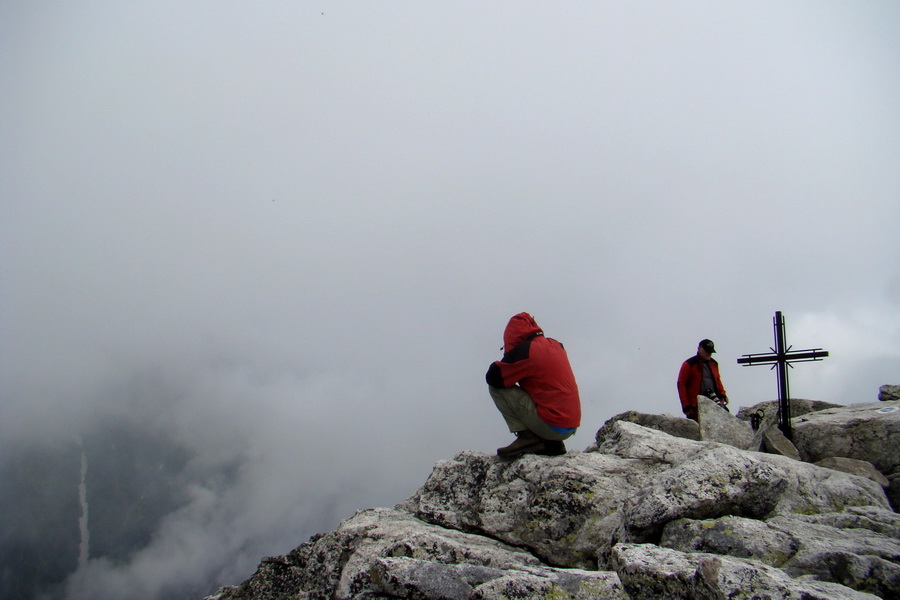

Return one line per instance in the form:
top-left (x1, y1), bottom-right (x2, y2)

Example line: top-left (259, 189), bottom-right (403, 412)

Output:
top-left (206, 398), bottom-right (900, 599)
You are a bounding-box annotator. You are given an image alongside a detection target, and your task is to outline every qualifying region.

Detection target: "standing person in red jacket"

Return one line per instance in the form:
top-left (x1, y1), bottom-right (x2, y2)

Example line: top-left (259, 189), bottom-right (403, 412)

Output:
top-left (486, 313), bottom-right (581, 459)
top-left (677, 339), bottom-right (729, 422)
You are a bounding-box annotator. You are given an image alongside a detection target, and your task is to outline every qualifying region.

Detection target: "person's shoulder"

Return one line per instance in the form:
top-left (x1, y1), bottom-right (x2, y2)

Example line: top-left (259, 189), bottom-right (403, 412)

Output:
top-left (504, 339), bottom-right (533, 363)
top-left (540, 335), bottom-right (570, 351)
top-left (684, 355), bottom-right (700, 366)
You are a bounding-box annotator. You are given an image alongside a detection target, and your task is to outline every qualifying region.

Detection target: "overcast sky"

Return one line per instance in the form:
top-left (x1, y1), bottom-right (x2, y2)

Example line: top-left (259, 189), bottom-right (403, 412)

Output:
top-left (2, 1), bottom-right (899, 598)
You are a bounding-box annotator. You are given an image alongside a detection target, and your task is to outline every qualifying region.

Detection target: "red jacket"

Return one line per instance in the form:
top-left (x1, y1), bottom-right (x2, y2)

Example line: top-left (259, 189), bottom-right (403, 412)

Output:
top-left (677, 355), bottom-right (727, 415)
top-left (485, 313), bottom-right (581, 428)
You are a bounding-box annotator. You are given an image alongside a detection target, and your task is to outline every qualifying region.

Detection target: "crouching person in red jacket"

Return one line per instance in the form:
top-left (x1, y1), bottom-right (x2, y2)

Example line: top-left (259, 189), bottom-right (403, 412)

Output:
top-left (485, 313), bottom-right (581, 459)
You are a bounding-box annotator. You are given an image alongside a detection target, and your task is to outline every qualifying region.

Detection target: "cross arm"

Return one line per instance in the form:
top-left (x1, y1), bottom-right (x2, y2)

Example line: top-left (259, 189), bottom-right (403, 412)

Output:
top-left (737, 348), bottom-right (828, 366)
top-left (782, 348), bottom-right (829, 362)
top-left (737, 353), bottom-right (778, 366)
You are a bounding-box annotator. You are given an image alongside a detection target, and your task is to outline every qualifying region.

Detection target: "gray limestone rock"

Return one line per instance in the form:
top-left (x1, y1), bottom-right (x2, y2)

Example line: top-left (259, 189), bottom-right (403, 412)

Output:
top-left (766, 513), bottom-right (900, 597)
top-left (880, 385), bottom-right (900, 402)
top-left (466, 566), bottom-right (626, 599)
top-left (763, 423), bottom-right (802, 460)
top-left (405, 448), bottom-right (659, 568)
top-left (407, 422), bottom-right (889, 568)
top-left (615, 434), bottom-right (889, 544)
top-left (207, 507), bottom-right (564, 600)
top-left (736, 398), bottom-right (845, 422)
top-left (609, 543), bottom-right (880, 599)
top-left (697, 396), bottom-right (757, 450)
top-left (798, 505), bottom-right (900, 537)
top-left (792, 401), bottom-right (900, 475)
top-left (737, 399), bottom-right (840, 454)
top-left (660, 509), bottom-right (900, 597)
top-left (594, 419), bottom-right (709, 465)
top-left (660, 516), bottom-right (798, 566)
top-left (204, 553), bottom-right (305, 600)
top-left (594, 410), bottom-right (701, 443)
top-left (207, 403), bottom-right (900, 600)
top-left (815, 456), bottom-right (890, 487)
top-left (366, 557), bottom-right (505, 598)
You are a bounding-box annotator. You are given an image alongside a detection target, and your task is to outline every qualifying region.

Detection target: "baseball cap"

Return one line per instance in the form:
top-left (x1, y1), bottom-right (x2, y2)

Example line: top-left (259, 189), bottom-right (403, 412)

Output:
top-left (700, 339), bottom-right (716, 353)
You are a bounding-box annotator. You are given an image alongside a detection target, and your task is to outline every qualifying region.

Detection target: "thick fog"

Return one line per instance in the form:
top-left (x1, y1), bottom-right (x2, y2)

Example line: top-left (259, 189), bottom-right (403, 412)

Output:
top-left (2, 2), bottom-right (899, 598)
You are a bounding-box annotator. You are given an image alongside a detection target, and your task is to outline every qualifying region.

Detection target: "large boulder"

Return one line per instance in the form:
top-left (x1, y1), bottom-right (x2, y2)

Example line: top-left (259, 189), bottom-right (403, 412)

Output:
top-left (404, 422), bottom-right (888, 566)
top-left (592, 410), bottom-right (700, 443)
top-left (791, 401), bottom-right (900, 475)
top-left (697, 396), bottom-right (756, 450)
top-left (736, 398), bottom-right (841, 455)
top-left (762, 423), bottom-right (802, 460)
top-left (815, 457), bottom-right (890, 487)
top-left (207, 507), bottom-right (626, 600)
top-left (609, 543), bottom-right (880, 599)
top-left (610, 427), bottom-right (888, 545)
top-left (206, 403), bottom-right (900, 600)
top-left (402, 448), bottom-right (660, 568)
top-left (660, 508), bottom-right (900, 597)
top-left (736, 398), bottom-right (845, 422)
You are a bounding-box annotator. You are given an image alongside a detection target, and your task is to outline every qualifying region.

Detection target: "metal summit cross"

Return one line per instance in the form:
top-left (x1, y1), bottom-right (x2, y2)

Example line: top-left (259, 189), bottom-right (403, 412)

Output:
top-left (737, 311), bottom-right (829, 440)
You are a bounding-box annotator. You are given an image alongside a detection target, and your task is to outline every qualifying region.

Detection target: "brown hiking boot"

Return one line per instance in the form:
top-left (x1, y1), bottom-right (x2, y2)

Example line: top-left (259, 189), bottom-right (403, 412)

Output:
top-left (536, 440), bottom-right (566, 456)
top-left (497, 430), bottom-right (544, 459)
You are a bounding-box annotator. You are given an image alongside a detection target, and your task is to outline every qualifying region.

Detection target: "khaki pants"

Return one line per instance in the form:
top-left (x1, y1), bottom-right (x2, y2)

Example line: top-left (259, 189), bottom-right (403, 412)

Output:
top-left (489, 385), bottom-right (576, 441)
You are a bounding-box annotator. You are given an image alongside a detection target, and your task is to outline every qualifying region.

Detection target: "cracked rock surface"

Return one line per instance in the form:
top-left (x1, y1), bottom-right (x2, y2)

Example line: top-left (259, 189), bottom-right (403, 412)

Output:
top-left (206, 401), bottom-right (900, 599)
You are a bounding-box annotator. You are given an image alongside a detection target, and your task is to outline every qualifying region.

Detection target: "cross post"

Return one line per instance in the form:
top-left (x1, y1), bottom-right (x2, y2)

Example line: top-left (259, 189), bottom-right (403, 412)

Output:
top-left (737, 311), bottom-right (828, 440)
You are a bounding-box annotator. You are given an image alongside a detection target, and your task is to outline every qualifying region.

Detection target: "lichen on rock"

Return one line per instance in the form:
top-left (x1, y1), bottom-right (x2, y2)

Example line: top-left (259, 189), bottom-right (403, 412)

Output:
top-left (205, 399), bottom-right (900, 600)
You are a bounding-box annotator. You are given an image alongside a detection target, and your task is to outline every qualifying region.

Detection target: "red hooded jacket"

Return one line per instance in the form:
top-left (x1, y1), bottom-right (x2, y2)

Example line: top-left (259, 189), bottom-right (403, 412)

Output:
top-left (485, 313), bottom-right (581, 429)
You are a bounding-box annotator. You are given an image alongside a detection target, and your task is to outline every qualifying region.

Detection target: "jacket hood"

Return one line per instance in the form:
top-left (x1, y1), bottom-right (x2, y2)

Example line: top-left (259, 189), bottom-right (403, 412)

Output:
top-left (503, 312), bottom-right (543, 352)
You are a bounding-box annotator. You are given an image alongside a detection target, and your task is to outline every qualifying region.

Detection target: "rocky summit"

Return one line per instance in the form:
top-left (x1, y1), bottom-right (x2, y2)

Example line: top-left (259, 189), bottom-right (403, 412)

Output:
top-left (206, 395), bottom-right (900, 599)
